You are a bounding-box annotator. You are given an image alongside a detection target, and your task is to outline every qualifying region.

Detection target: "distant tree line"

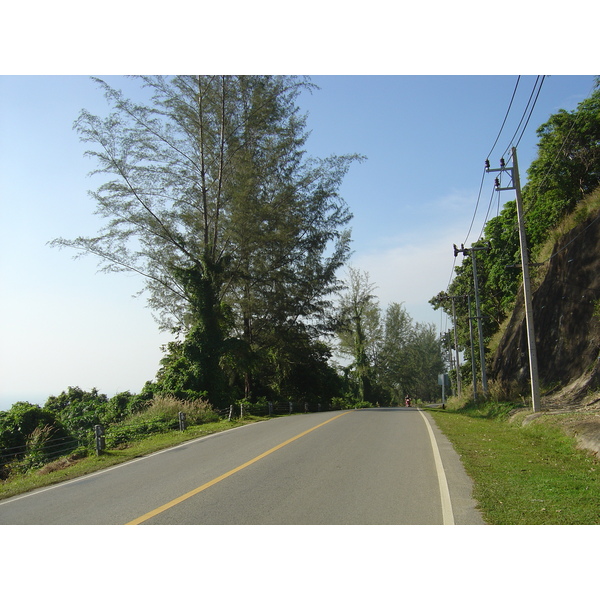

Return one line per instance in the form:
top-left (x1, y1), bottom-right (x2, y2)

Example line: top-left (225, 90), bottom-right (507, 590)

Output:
top-left (337, 268), bottom-right (445, 406)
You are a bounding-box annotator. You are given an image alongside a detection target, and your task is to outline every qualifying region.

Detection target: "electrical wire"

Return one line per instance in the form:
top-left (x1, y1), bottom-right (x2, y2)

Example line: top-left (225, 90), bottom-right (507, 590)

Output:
top-left (486, 76), bottom-right (520, 161)
top-left (501, 76), bottom-right (545, 160)
top-left (459, 77), bottom-right (523, 254)
top-left (475, 184), bottom-right (501, 243)
top-left (451, 76), bottom-right (525, 284)
top-left (461, 167), bottom-right (488, 247)
top-left (513, 75), bottom-right (546, 150)
top-left (521, 79), bottom-right (596, 219)
top-left (446, 76), bottom-right (547, 302)
top-left (472, 77), bottom-right (546, 252)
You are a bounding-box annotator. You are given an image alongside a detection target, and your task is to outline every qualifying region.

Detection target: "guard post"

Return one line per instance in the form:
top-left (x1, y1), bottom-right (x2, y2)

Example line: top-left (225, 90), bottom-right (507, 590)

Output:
top-left (94, 424), bottom-right (105, 456)
top-left (178, 411), bottom-right (187, 431)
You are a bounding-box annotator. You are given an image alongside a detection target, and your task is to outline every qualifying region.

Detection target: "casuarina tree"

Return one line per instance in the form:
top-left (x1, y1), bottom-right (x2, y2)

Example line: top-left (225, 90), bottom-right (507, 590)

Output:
top-left (52, 76), bottom-right (362, 406)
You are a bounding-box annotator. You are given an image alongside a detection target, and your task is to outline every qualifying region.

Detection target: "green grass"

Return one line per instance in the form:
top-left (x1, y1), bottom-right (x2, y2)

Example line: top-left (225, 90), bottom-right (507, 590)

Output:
top-left (0, 416), bottom-right (265, 501)
top-left (428, 404), bottom-right (600, 524)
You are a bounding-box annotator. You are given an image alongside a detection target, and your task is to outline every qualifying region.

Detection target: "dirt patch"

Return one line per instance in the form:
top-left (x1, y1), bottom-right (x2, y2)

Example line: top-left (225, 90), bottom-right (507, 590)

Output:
top-left (37, 454), bottom-right (84, 475)
top-left (559, 414), bottom-right (600, 458)
top-left (517, 409), bottom-right (600, 460)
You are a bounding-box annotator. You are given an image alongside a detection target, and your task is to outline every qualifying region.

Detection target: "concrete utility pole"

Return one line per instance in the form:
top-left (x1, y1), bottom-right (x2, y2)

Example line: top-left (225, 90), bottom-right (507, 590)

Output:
top-left (438, 293), bottom-right (480, 402)
top-left (467, 296), bottom-right (478, 401)
top-left (453, 244), bottom-right (489, 395)
top-left (450, 296), bottom-right (462, 397)
top-left (486, 148), bottom-right (541, 412)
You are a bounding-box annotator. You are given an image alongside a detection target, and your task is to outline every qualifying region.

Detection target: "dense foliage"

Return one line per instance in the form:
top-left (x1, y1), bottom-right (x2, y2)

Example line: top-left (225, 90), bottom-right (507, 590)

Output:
top-left (431, 81), bottom-right (600, 387)
top-left (0, 388), bottom-right (221, 478)
top-left (0, 402), bottom-right (74, 475)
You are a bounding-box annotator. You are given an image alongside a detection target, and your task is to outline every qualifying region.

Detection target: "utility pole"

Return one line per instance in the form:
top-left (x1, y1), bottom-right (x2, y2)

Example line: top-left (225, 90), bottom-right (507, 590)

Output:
top-left (467, 296), bottom-right (478, 401)
top-left (437, 293), bottom-right (479, 402)
top-left (486, 148), bottom-right (541, 412)
top-left (453, 244), bottom-right (489, 395)
top-left (450, 296), bottom-right (462, 398)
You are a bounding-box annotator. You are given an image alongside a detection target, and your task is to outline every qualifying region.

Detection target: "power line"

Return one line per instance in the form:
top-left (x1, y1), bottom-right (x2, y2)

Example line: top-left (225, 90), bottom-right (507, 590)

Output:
top-left (462, 77), bottom-right (523, 249)
top-left (474, 77), bottom-right (546, 250)
top-left (513, 75), bottom-right (546, 150)
top-left (462, 167), bottom-right (487, 246)
top-left (501, 76), bottom-right (545, 160)
top-left (476, 182), bottom-right (501, 242)
top-left (486, 75), bottom-right (521, 161)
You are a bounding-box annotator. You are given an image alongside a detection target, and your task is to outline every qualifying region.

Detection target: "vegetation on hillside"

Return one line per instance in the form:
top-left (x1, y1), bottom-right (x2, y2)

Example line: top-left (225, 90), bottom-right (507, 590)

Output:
top-left (430, 79), bottom-right (600, 391)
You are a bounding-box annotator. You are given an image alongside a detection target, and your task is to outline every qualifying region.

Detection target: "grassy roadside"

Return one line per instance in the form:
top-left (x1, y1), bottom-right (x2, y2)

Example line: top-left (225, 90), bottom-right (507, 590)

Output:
top-left (427, 403), bottom-right (600, 524)
top-left (0, 417), bottom-right (266, 502)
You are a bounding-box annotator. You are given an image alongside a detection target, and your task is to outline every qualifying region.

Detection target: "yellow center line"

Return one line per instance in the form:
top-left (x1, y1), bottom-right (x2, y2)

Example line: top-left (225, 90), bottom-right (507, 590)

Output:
top-left (127, 411), bottom-right (351, 525)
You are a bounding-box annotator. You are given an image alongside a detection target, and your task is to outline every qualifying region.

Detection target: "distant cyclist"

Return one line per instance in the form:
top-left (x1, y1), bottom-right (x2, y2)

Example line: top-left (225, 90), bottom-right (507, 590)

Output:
top-left (404, 394), bottom-right (411, 407)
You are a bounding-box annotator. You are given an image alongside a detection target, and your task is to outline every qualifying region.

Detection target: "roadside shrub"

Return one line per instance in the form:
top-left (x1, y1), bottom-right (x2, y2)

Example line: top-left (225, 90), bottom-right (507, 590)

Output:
top-left (22, 424), bottom-right (78, 471)
top-left (144, 395), bottom-right (219, 425)
top-left (106, 416), bottom-right (174, 447)
top-left (44, 387), bottom-right (109, 437)
top-left (486, 379), bottom-right (526, 405)
top-left (0, 402), bottom-right (72, 473)
top-left (105, 391), bottom-right (135, 423)
top-left (238, 398), bottom-right (270, 416)
top-left (350, 399), bottom-right (374, 409)
top-left (103, 395), bottom-right (219, 448)
top-left (331, 397), bottom-right (352, 410)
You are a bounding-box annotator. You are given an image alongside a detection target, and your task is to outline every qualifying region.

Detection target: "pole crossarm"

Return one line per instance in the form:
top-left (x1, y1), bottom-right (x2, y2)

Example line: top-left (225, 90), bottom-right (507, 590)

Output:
top-left (485, 158), bottom-right (517, 191)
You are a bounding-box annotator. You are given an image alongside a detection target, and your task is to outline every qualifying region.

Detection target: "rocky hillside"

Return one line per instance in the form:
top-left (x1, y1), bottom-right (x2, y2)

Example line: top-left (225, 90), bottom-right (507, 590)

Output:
top-left (491, 206), bottom-right (600, 410)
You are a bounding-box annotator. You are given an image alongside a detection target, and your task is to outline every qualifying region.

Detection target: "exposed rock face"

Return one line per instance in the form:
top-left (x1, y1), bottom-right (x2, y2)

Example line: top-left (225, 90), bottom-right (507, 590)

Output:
top-left (491, 209), bottom-right (600, 407)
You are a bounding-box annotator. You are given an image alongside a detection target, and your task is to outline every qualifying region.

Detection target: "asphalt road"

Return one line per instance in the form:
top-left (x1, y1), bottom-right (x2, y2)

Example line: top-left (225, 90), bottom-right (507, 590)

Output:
top-left (0, 408), bottom-right (485, 525)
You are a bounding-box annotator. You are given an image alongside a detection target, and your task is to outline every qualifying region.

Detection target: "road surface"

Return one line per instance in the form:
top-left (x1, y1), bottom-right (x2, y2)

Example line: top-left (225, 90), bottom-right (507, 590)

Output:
top-left (0, 408), bottom-right (485, 525)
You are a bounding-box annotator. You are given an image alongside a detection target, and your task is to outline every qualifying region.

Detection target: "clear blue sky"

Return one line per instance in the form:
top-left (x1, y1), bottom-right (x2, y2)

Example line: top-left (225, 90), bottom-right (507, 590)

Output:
top-left (1, 74), bottom-right (596, 411)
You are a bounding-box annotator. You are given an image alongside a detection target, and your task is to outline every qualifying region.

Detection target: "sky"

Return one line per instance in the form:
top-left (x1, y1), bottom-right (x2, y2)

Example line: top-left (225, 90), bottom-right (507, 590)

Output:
top-left (0, 3), bottom-right (598, 415)
top-left (1, 73), bottom-right (596, 412)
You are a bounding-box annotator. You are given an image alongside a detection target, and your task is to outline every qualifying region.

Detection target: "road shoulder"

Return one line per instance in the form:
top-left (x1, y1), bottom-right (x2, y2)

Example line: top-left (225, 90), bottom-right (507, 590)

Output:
top-left (420, 409), bottom-right (486, 525)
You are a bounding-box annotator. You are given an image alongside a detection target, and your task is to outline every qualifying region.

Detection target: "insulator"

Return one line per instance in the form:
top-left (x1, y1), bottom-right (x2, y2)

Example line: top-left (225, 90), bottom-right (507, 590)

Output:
top-left (485, 159), bottom-right (490, 169)
top-left (500, 157), bottom-right (505, 168)
top-left (495, 178), bottom-right (500, 188)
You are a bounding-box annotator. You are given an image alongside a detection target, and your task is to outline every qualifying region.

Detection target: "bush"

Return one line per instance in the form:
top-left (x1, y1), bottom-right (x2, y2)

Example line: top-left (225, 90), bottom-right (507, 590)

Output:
top-left (0, 402), bottom-right (71, 462)
top-left (103, 395), bottom-right (219, 448)
top-left (330, 396), bottom-right (375, 410)
top-left (0, 404), bottom-right (78, 477)
top-left (144, 395), bottom-right (219, 425)
top-left (44, 387), bottom-right (109, 436)
top-left (106, 416), bottom-right (174, 447)
top-left (331, 397), bottom-right (352, 410)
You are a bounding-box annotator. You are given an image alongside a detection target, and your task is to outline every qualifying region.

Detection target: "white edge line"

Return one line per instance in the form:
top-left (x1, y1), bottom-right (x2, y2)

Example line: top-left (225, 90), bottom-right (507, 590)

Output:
top-left (418, 409), bottom-right (455, 525)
